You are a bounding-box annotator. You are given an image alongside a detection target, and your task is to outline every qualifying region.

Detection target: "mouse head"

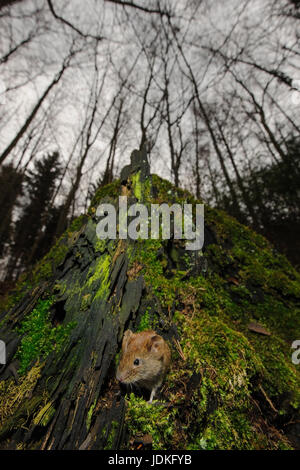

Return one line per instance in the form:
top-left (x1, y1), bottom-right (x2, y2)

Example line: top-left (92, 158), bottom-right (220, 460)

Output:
top-left (116, 329), bottom-right (165, 385)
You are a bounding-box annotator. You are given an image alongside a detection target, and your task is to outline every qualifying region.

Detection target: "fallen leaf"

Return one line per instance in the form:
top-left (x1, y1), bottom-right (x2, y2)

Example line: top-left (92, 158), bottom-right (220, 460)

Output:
top-left (134, 434), bottom-right (153, 446)
top-left (248, 322), bottom-right (271, 336)
top-left (228, 277), bottom-right (239, 286)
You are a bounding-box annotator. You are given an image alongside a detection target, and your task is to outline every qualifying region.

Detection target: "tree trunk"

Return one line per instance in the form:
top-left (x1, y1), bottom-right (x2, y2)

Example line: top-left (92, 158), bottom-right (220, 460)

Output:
top-left (0, 60), bottom-right (69, 166)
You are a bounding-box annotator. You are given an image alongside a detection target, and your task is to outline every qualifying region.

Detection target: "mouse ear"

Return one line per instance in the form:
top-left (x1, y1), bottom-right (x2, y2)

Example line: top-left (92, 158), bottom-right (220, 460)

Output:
top-left (122, 329), bottom-right (134, 352)
top-left (147, 334), bottom-right (162, 353)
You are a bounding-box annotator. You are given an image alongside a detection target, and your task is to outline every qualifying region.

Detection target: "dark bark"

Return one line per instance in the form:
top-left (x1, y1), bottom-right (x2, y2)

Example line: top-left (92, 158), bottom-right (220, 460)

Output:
top-left (0, 205), bottom-right (140, 449)
top-left (102, 98), bottom-right (124, 186)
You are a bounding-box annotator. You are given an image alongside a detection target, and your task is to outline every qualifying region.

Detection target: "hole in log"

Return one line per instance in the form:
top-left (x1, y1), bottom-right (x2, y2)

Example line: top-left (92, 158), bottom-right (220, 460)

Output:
top-left (50, 300), bottom-right (67, 326)
top-left (29, 424), bottom-right (47, 444)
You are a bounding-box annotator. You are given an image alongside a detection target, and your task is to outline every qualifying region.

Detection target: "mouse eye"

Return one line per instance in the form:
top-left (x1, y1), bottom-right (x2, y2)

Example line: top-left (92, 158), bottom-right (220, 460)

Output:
top-left (133, 358), bottom-right (139, 366)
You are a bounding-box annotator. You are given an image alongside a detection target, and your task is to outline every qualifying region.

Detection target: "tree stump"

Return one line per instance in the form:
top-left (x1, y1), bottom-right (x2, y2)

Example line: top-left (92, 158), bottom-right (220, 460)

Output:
top-left (0, 147), bottom-right (299, 450)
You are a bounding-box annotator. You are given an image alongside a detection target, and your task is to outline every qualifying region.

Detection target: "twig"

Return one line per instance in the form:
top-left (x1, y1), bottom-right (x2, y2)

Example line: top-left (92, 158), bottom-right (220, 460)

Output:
top-left (258, 384), bottom-right (278, 413)
top-left (173, 338), bottom-right (186, 361)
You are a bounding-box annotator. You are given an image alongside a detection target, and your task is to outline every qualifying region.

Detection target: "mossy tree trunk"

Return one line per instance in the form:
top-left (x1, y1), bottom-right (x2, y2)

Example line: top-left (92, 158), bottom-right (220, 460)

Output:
top-left (0, 147), bottom-right (299, 450)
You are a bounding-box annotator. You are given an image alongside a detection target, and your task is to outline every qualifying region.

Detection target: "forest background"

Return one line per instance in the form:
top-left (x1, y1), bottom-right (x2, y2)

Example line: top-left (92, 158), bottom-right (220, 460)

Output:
top-left (0, 0), bottom-right (299, 290)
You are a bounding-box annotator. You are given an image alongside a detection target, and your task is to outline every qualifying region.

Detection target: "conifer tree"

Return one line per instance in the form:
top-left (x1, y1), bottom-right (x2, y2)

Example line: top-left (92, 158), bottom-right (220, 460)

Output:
top-left (0, 164), bottom-right (23, 258)
top-left (7, 152), bottom-right (62, 278)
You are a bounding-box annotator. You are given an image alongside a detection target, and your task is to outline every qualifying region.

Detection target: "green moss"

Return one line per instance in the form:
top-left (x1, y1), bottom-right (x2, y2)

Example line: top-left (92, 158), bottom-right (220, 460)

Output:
top-left (33, 401), bottom-right (56, 427)
top-left (32, 235), bottom-right (72, 285)
top-left (165, 309), bottom-right (292, 449)
top-left (68, 214), bottom-right (88, 233)
top-left (134, 238), bottom-right (180, 306)
top-left (16, 297), bottom-right (76, 375)
top-left (247, 333), bottom-right (300, 405)
top-left (0, 363), bottom-right (42, 428)
top-left (87, 253), bottom-right (111, 301)
top-left (177, 312), bottom-right (263, 414)
top-left (192, 408), bottom-right (263, 450)
top-left (126, 394), bottom-right (176, 450)
top-left (1, 171), bottom-right (299, 449)
top-left (89, 179), bottom-right (120, 211)
top-left (95, 239), bottom-right (107, 253)
top-left (104, 420), bottom-right (119, 449)
top-left (125, 174), bottom-right (300, 448)
top-left (86, 398), bottom-right (97, 430)
top-left (151, 174), bottom-right (197, 205)
top-left (137, 308), bottom-right (151, 331)
top-left (131, 171), bottom-right (142, 201)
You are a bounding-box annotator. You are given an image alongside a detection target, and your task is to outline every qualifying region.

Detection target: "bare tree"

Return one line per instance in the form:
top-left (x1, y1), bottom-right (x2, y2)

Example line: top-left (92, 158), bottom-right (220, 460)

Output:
top-left (0, 44), bottom-right (78, 166)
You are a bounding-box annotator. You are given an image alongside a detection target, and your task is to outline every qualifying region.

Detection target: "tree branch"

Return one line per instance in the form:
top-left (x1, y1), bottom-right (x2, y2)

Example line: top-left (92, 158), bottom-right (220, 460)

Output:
top-left (104, 0), bottom-right (171, 17)
top-left (47, 0), bottom-right (105, 41)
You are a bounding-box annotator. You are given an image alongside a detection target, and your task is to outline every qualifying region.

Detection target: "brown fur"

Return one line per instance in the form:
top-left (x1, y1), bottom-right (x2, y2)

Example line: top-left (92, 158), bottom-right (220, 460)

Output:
top-left (116, 329), bottom-right (171, 401)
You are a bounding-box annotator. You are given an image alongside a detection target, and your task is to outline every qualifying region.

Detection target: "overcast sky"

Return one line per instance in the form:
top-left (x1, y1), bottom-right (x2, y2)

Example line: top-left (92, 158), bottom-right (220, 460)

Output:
top-left (0, 0), bottom-right (299, 208)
